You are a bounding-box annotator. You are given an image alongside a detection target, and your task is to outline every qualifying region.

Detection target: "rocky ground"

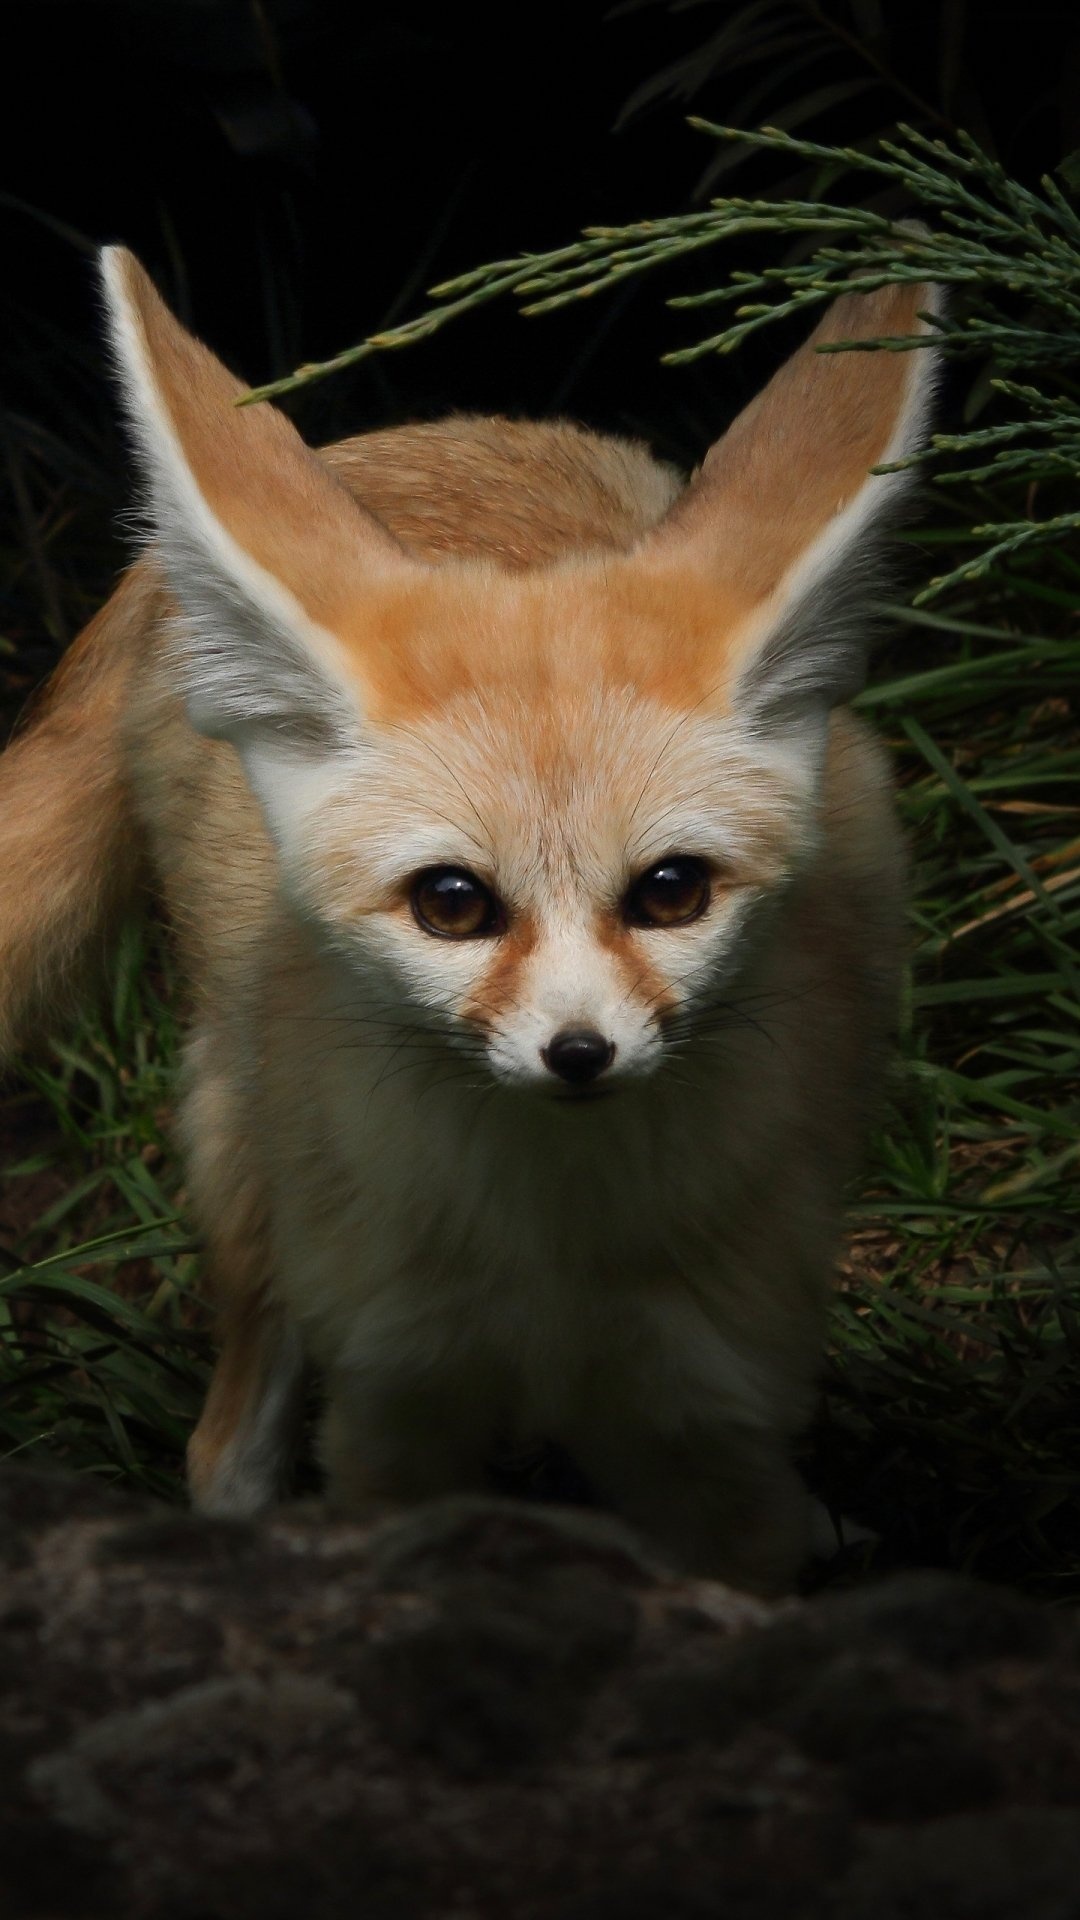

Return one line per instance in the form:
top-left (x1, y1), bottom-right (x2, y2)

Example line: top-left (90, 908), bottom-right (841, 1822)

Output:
top-left (2, 1466), bottom-right (1080, 1919)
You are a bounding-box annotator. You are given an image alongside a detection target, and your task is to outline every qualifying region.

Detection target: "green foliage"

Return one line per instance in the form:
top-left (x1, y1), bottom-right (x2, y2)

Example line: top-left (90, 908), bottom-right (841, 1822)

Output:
top-left (817, 583), bottom-right (1080, 1589)
top-left (0, 927), bottom-right (208, 1495)
top-left (247, 120), bottom-right (1080, 595)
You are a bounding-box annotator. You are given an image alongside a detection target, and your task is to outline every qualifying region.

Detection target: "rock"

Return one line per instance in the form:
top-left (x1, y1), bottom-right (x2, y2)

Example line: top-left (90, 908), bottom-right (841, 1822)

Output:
top-left (1, 1465), bottom-right (1078, 1918)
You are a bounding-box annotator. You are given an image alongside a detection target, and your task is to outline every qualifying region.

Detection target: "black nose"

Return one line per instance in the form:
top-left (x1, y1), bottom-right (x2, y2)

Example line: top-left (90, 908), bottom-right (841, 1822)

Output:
top-left (542, 1028), bottom-right (615, 1085)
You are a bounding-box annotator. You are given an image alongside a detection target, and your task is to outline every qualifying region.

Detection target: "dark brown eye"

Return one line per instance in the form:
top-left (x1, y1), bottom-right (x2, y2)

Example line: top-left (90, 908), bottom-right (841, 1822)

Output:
top-left (412, 867), bottom-right (502, 939)
top-left (625, 856), bottom-right (710, 929)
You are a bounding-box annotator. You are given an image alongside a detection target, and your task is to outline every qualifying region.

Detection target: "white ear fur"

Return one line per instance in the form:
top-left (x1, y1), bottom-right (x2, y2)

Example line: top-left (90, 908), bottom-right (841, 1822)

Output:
top-left (99, 248), bottom-right (409, 841)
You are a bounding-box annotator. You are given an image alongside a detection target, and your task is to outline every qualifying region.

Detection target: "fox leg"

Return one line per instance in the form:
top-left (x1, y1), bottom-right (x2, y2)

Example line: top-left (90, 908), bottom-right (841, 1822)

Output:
top-left (564, 1399), bottom-right (811, 1596)
top-left (187, 1296), bottom-right (306, 1517)
top-left (319, 1368), bottom-right (496, 1514)
top-left (180, 1030), bottom-right (307, 1516)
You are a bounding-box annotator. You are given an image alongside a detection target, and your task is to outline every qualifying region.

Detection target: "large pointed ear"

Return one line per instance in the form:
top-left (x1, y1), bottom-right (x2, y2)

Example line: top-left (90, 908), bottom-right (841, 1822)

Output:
top-left (99, 248), bottom-right (415, 818)
top-left (643, 281), bottom-right (941, 743)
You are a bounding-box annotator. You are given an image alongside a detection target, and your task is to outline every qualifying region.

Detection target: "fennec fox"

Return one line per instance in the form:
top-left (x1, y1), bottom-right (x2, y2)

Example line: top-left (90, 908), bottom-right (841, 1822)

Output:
top-left (0, 251), bottom-right (939, 1592)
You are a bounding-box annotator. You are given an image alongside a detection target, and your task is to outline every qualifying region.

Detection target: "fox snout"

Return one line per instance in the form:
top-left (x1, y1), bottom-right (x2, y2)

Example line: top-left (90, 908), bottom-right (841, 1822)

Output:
top-left (470, 913), bottom-right (673, 1093)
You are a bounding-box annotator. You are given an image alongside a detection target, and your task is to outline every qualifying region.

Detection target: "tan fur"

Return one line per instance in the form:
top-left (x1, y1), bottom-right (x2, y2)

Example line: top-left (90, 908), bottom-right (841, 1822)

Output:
top-left (323, 418), bottom-right (682, 565)
top-left (0, 566), bottom-right (156, 1056)
top-left (463, 915), bottom-right (540, 1031)
top-left (658, 285), bottom-right (924, 585)
top-left (595, 914), bottom-right (680, 1027)
top-left (0, 255), bottom-right (936, 1591)
top-left (112, 252), bottom-right (408, 627)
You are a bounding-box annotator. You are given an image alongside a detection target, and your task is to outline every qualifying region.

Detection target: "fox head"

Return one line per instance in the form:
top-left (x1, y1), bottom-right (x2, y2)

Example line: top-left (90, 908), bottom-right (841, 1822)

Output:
top-left (101, 249), bottom-right (938, 1096)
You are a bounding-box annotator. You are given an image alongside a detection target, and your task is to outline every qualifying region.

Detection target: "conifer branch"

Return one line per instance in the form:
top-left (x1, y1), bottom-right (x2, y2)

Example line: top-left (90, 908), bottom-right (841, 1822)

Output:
top-left (242, 121), bottom-right (1080, 604)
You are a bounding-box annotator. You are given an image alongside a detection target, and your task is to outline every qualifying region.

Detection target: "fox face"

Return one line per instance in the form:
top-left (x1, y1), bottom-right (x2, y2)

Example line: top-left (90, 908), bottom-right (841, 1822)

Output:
top-left (293, 603), bottom-right (804, 1096)
top-left (100, 250), bottom-right (939, 1102)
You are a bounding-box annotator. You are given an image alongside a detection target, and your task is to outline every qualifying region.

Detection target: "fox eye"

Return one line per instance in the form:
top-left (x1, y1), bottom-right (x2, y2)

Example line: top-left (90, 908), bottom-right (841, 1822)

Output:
top-left (625, 856), bottom-right (711, 929)
top-left (412, 867), bottom-right (502, 939)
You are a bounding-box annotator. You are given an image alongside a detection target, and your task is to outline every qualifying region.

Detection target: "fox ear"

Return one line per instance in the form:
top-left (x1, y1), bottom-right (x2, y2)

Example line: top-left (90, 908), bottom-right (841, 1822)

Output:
top-left (645, 281), bottom-right (941, 744)
top-left (99, 247), bottom-right (414, 820)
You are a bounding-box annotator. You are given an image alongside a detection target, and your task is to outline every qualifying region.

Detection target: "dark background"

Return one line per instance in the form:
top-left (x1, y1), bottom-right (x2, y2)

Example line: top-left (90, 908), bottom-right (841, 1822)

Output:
top-left (3, 0), bottom-right (1079, 684)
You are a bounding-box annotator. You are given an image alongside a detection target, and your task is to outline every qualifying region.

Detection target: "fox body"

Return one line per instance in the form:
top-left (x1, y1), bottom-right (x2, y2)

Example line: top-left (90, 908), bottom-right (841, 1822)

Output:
top-left (0, 254), bottom-right (938, 1592)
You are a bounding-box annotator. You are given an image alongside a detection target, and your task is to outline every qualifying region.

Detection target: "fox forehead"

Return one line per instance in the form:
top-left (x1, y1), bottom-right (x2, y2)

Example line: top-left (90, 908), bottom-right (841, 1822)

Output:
top-left (333, 556), bottom-right (761, 726)
top-left (308, 668), bottom-right (801, 928)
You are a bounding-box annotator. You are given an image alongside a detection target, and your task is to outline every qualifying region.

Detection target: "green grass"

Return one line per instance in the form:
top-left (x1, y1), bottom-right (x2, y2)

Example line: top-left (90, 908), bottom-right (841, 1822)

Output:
top-left (0, 924), bottom-right (208, 1498)
top-left (808, 564), bottom-right (1080, 1594)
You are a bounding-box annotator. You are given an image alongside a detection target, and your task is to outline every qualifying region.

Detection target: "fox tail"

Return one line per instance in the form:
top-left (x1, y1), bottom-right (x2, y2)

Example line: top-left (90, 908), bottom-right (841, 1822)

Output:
top-left (0, 567), bottom-right (152, 1061)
